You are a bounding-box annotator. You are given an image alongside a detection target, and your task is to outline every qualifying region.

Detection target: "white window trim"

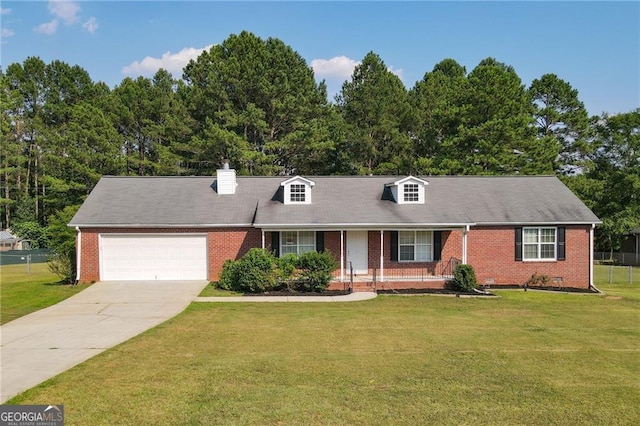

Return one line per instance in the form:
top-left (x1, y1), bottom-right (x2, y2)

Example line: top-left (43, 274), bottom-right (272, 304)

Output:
top-left (289, 184), bottom-right (306, 203)
top-left (398, 230), bottom-right (433, 262)
top-left (523, 227), bottom-right (557, 261)
top-left (280, 231), bottom-right (316, 256)
top-left (403, 183), bottom-right (420, 203)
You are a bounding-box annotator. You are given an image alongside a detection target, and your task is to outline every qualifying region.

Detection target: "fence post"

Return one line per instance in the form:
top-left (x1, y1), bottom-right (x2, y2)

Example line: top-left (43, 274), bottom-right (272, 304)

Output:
top-left (629, 265), bottom-right (633, 285)
top-left (27, 254), bottom-right (31, 274)
top-left (609, 265), bottom-right (613, 285)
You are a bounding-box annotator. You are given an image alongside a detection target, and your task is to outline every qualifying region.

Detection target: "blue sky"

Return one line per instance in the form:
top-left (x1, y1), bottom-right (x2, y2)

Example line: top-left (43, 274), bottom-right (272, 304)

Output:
top-left (2, 1), bottom-right (638, 116)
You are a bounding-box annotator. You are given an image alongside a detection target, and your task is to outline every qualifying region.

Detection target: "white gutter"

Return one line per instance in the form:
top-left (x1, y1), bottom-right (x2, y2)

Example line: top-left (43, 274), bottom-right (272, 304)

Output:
top-left (67, 223), bottom-right (255, 228)
top-left (75, 226), bottom-right (81, 283)
top-left (475, 221), bottom-right (602, 226)
top-left (255, 223), bottom-right (474, 230)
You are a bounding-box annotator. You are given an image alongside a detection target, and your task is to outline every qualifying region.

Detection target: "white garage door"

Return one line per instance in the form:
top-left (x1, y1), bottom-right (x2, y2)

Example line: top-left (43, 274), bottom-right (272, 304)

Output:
top-left (100, 234), bottom-right (207, 281)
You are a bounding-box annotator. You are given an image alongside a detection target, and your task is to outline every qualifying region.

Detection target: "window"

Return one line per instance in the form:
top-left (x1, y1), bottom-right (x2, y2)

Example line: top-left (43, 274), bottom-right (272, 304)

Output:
top-left (290, 184), bottom-right (306, 203)
top-left (398, 231), bottom-right (432, 261)
top-left (403, 183), bottom-right (419, 202)
top-left (281, 231), bottom-right (315, 255)
top-left (523, 227), bottom-right (556, 260)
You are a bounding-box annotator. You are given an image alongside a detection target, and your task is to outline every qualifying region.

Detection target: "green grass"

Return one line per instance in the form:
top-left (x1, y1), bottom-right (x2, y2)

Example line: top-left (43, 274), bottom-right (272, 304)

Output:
top-left (9, 268), bottom-right (639, 425)
top-left (0, 263), bottom-right (91, 325)
top-left (198, 282), bottom-right (243, 297)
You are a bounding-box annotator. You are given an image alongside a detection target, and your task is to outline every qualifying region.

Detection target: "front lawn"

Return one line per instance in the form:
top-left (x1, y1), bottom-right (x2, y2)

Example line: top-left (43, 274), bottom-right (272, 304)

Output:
top-left (0, 263), bottom-right (90, 325)
top-left (9, 273), bottom-right (639, 424)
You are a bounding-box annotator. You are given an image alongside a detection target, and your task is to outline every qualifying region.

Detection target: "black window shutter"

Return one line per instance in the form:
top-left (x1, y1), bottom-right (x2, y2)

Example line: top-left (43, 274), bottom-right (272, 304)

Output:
top-left (433, 231), bottom-right (442, 261)
top-left (271, 232), bottom-right (280, 257)
top-left (316, 231), bottom-right (324, 252)
top-left (515, 227), bottom-right (523, 261)
top-left (557, 227), bottom-right (566, 261)
top-left (390, 231), bottom-right (398, 261)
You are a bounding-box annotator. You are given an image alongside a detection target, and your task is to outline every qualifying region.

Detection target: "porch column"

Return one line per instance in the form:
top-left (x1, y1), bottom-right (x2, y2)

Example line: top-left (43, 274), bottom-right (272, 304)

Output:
top-left (462, 225), bottom-right (469, 264)
top-left (261, 230), bottom-right (265, 249)
top-left (590, 224), bottom-right (595, 288)
top-left (340, 230), bottom-right (344, 282)
top-left (380, 230), bottom-right (384, 282)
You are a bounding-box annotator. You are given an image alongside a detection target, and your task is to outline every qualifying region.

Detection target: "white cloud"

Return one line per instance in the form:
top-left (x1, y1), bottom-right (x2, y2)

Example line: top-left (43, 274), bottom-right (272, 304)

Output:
top-left (311, 56), bottom-right (359, 80)
top-left (1, 7), bottom-right (11, 15)
top-left (122, 44), bottom-right (214, 78)
top-left (49, 0), bottom-right (80, 25)
top-left (35, 19), bottom-right (59, 35)
top-left (388, 65), bottom-right (404, 80)
top-left (1, 27), bottom-right (15, 44)
top-left (82, 17), bottom-right (99, 34)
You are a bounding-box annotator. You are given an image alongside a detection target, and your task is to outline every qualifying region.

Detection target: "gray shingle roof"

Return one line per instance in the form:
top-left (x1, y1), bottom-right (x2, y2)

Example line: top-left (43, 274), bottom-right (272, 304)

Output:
top-left (69, 175), bottom-right (600, 228)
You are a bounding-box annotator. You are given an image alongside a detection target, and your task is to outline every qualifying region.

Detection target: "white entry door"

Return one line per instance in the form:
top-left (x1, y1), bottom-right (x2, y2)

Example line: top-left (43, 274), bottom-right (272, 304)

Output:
top-left (100, 234), bottom-right (207, 281)
top-left (347, 231), bottom-right (368, 274)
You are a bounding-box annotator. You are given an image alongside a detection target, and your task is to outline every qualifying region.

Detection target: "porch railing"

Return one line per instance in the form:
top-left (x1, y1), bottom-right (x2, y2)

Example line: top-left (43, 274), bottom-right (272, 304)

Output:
top-left (373, 257), bottom-right (461, 282)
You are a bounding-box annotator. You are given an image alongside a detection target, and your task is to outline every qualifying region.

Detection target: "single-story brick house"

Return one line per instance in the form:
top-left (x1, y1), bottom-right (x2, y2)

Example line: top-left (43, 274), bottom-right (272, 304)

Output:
top-left (69, 163), bottom-right (601, 290)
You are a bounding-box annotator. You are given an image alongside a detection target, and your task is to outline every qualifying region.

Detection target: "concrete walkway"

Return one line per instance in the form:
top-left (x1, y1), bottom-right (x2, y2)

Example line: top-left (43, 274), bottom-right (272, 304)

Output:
top-left (195, 292), bottom-right (377, 303)
top-left (0, 280), bottom-right (208, 403)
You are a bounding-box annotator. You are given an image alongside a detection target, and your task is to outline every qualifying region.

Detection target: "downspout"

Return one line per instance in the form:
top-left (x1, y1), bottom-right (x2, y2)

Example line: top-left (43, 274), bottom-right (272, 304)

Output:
top-left (380, 230), bottom-right (384, 282)
top-left (75, 226), bottom-right (81, 284)
top-left (462, 225), bottom-right (469, 264)
top-left (261, 230), bottom-right (265, 249)
top-left (589, 224), bottom-right (602, 293)
top-left (340, 230), bottom-right (344, 282)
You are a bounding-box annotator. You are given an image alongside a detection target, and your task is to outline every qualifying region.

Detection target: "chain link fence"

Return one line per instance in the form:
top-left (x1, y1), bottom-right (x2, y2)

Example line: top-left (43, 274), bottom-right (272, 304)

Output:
top-left (0, 249), bottom-right (52, 266)
top-left (594, 252), bottom-right (640, 266)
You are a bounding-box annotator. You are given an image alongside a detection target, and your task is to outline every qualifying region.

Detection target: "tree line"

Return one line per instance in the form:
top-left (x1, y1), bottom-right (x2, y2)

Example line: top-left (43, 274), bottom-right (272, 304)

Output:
top-left (1, 31), bottom-right (638, 253)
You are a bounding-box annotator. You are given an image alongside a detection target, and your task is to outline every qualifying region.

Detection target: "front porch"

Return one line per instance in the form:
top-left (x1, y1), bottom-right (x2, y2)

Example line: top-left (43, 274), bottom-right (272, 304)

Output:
top-left (261, 227), bottom-right (468, 293)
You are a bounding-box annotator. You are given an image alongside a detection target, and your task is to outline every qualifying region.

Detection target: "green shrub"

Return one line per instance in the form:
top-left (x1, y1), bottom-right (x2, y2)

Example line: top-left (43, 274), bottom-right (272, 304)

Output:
top-left (218, 248), bottom-right (278, 293)
top-left (48, 250), bottom-right (75, 283)
top-left (451, 264), bottom-right (478, 292)
top-left (294, 251), bottom-right (338, 293)
top-left (525, 273), bottom-right (551, 287)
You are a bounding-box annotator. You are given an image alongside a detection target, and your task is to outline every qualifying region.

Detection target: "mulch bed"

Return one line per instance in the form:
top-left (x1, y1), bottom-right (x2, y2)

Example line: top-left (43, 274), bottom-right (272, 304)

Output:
top-left (377, 288), bottom-right (496, 296)
top-left (481, 285), bottom-right (599, 294)
top-left (242, 290), bottom-right (351, 297)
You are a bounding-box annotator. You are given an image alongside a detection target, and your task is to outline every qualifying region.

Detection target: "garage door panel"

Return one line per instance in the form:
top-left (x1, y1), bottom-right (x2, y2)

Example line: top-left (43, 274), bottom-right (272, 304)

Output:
top-left (100, 235), bottom-right (207, 281)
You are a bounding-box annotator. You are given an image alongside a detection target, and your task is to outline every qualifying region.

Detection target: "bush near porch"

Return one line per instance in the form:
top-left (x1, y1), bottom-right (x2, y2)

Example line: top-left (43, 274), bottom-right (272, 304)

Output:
top-left (217, 248), bottom-right (338, 293)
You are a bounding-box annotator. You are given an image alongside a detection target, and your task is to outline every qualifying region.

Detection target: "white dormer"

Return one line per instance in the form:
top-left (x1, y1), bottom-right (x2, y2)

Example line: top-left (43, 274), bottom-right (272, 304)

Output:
top-left (387, 176), bottom-right (428, 204)
top-left (281, 176), bottom-right (315, 205)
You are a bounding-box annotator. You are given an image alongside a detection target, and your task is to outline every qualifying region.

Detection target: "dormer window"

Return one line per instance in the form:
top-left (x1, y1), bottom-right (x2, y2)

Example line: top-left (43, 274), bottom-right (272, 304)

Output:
top-left (404, 184), bottom-right (419, 202)
top-left (386, 176), bottom-right (428, 204)
top-left (281, 176), bottom-right (315, 205)
top-left (290, 184), bottom-right (306, 202)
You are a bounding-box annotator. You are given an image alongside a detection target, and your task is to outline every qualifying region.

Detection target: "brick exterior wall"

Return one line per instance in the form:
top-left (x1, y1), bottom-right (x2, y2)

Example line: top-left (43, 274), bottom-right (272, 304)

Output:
top-left (78, 226), bottom-right (591, 289)
top-left (77, 227), bottom-right (260, 283)
top-left (467, 225), bottom-right (591, 289)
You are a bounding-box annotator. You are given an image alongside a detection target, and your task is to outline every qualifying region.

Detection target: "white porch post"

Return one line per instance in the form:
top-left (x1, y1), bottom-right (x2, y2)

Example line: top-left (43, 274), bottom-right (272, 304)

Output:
top-left (340, 230), bottom-right (344, 282)
top-left (380, 230), bottom-right (384, 282)
top-left (590, 224), bottom-right (595, 288)
top-left (261, 230), bottom-right (265, 249)
top-left (462, 225), bottom-right (469, 264)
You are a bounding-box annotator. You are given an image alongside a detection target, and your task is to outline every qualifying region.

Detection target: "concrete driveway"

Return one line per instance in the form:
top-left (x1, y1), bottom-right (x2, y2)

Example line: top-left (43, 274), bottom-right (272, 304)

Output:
top-left (0, 280), bottom-right (208, 403)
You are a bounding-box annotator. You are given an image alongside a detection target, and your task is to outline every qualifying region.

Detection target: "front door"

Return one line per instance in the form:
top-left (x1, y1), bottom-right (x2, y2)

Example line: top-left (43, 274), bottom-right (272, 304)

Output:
top-left (347, 231), bottom-right (368, 274)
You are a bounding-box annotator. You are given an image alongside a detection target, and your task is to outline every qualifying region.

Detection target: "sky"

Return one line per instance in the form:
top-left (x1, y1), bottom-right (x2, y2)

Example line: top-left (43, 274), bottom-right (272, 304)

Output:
top-left (1, 1), bottom-right (638, 116)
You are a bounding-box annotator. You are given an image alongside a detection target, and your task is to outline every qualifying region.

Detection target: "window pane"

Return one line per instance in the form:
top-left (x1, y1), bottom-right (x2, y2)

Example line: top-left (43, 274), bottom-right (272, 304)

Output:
top-left (540, 244), bottom-right (555, 259)
top-left (523, 244), bottom-right (538, 259)
top-left (523, 229), bottom-right (538, 243)
top-left (399, 231), bottom-right (414, 245)
top-left (299, 231), bottom-right (314, 246)
top-left (415, 244), bottom-right (431, 262)
top-left (404, 184), bottom-right (419, 202)
top-left (282, 231), bottom-right (297, 246)
top-left (281, 246), bottom-right (297, 255)
top-left (416, 231), bottom-right (431, 244)
top-left (399, 245), bottom-right (414, 261)
top-left (299, 244), bottom-right (315, 255)
top-left (540, 228), bottom-right (556, 243)
top-left (290, 184), bottom-right (306, 202)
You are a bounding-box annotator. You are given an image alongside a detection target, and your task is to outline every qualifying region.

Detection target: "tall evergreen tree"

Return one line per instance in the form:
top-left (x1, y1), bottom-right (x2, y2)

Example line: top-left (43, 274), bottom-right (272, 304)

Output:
top-left (337, 52), bottom-right (412, 175)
